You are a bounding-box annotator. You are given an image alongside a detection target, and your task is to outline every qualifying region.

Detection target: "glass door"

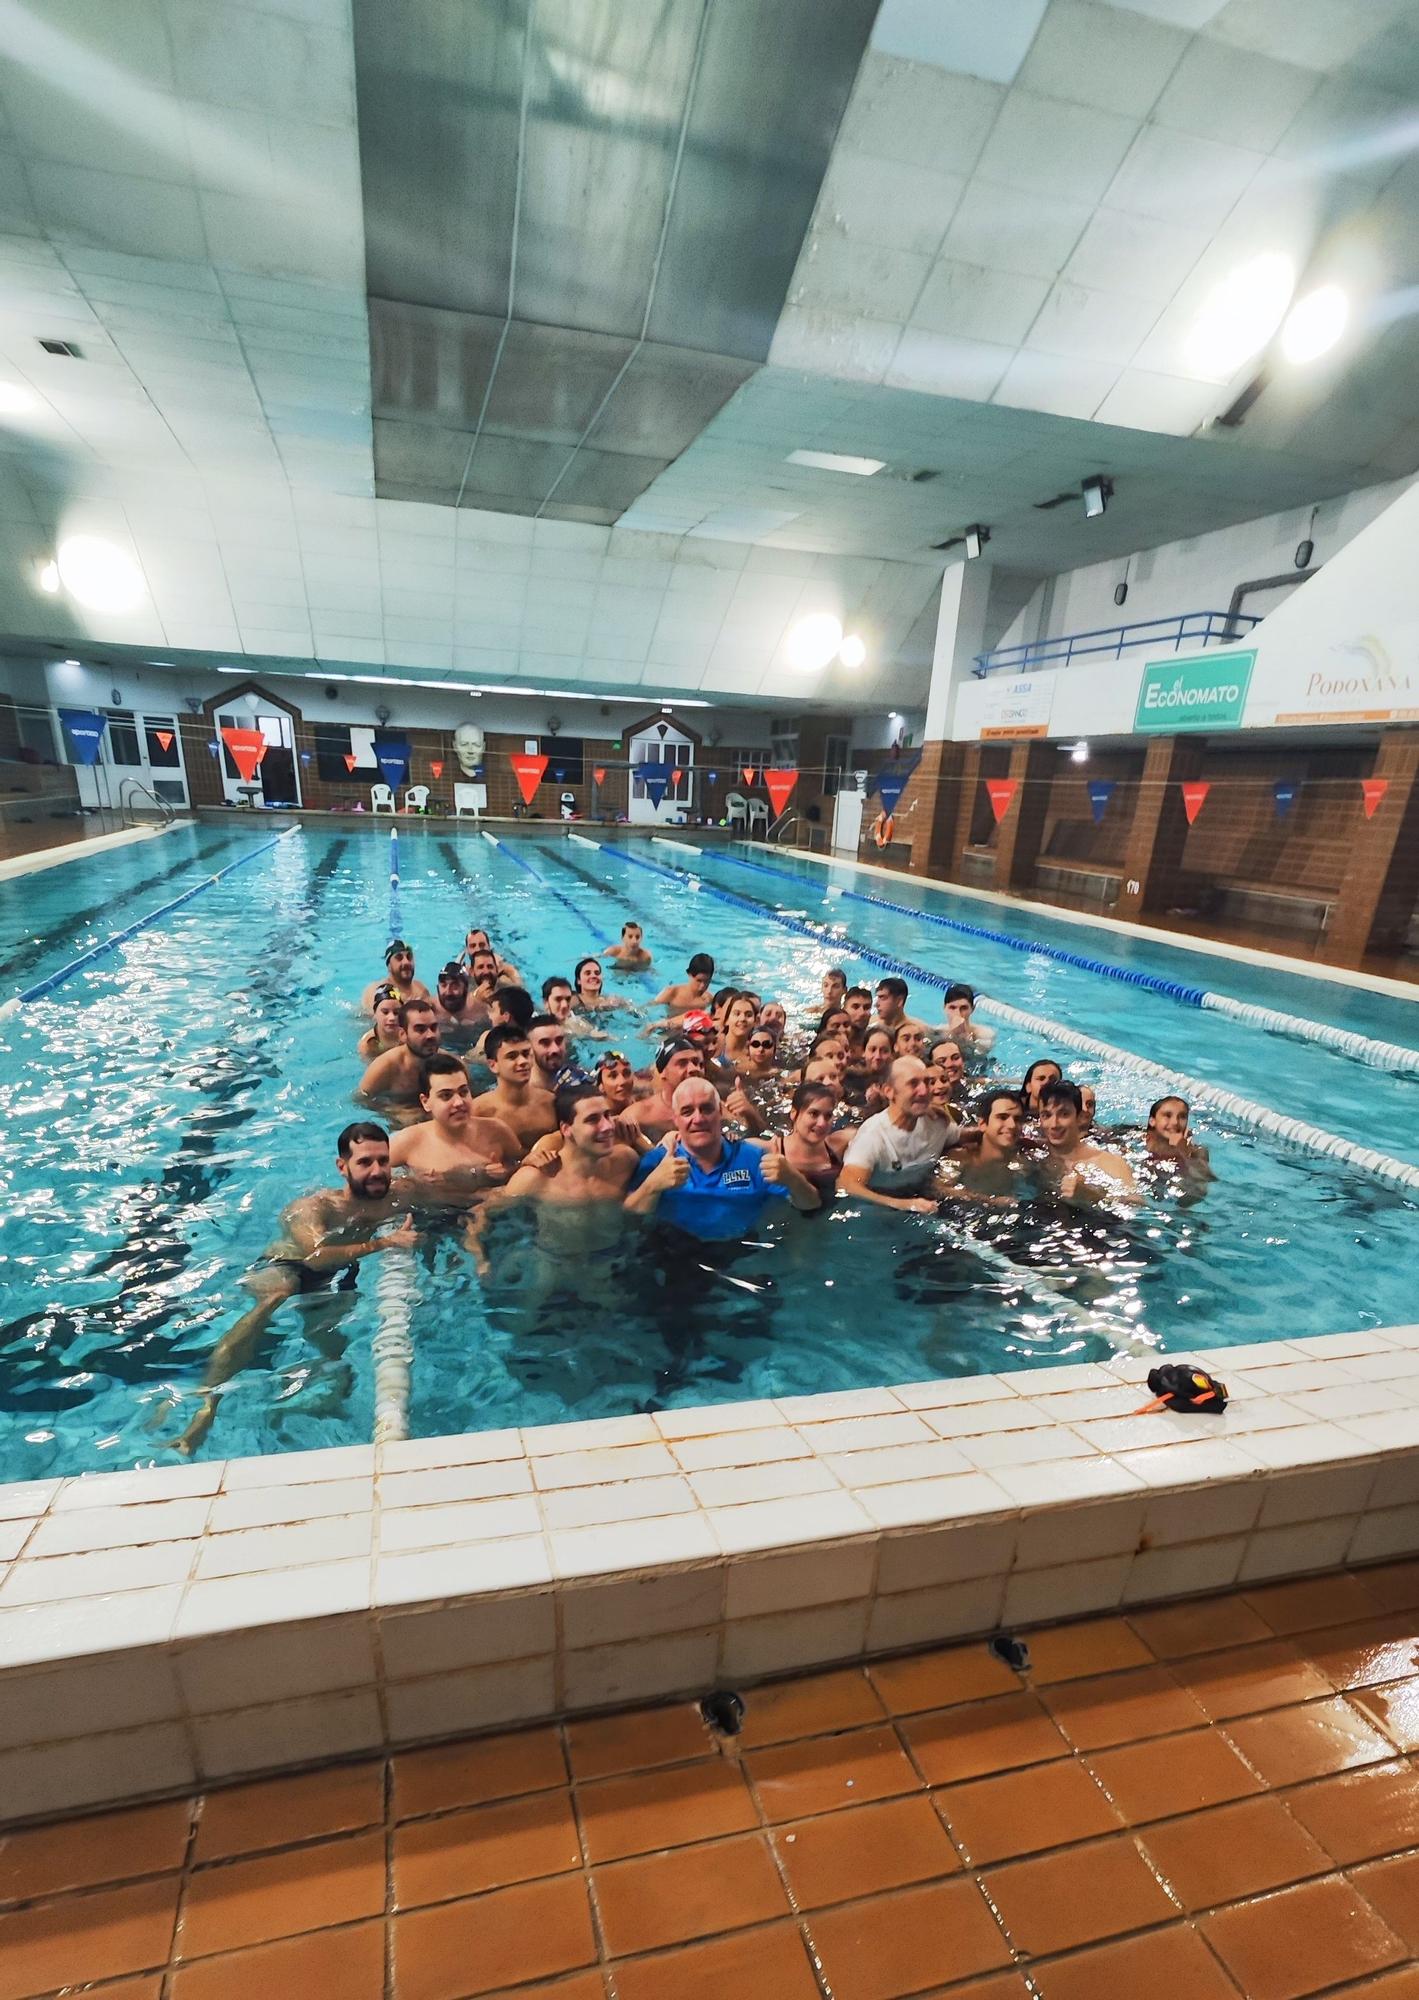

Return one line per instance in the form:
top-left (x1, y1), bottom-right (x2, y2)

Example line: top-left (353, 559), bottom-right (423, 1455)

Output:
top-left (215, 708), bottom-right (300, 807)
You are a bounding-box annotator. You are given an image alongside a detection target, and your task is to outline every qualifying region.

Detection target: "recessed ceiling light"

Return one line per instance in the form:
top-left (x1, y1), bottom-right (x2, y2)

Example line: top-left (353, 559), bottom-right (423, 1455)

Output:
top-left (1071, 740), bottom-right (1090, 764)
top-left (786, 449), bottom-right (885, 476)
top-left (38, 560), bottom-right (59, 593)
top-left (785, 613), bottom-right (844, 671)
top-left (56, 535), bottom-right (146, 613)
top-left (0, 382), bottom-right (36, 416)
top-left (838, 634), bottom-right (866, 669)
top-left (60, 657), bottom-right (80, 667)
top-left (1185, 252), bottom-right (1294, 379)
top-left (1280, 284), bottom-right (1349, 364)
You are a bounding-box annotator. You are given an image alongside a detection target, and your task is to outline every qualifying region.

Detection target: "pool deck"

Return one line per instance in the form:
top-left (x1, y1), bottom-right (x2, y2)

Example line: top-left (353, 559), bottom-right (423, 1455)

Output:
top-left (4, 1325), bottom-right (1419, 1826)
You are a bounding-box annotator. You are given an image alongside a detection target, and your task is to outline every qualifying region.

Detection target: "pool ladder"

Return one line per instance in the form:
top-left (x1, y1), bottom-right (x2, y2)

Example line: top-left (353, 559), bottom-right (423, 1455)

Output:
top-left (118, 778), bottom-right (177, 828)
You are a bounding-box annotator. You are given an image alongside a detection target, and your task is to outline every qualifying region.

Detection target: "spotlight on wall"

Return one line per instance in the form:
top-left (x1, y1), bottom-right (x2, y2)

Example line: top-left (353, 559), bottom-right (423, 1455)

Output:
top-left (964, 525), bottom-right (990, 560)
top-left (1071, 740), bottom-right (1090, 764)
top-left (1082, 476), bottom-right (1112, 519)
top-left (838, 633), bottom-right (866, 668)
top-left (785, 611), bottom-right (844, 670)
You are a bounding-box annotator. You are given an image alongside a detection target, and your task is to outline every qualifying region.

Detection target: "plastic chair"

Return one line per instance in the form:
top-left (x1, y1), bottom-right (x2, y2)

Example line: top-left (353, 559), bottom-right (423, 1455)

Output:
top-left (404, 784), bottom-right (430, 813)
top-left (725, 791), bottom-right (748, 828)
top-left (370, 783), bottom-right (395, 814)
top-left (454, 782), bottom-right (485, 819)
top-left (747, 797), bottom-right (769, 836)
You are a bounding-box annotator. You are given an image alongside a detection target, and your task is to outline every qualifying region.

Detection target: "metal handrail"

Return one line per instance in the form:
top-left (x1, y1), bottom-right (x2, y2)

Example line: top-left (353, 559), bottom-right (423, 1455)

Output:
top-left (973, 609), bottom-right (1261, 678)
top-left (118, 778), bottom-right (177, 828)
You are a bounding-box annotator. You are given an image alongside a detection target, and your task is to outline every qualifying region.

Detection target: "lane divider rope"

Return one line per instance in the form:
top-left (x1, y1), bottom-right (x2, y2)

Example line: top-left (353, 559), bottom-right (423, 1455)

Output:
top-left (0, 825), bottom-right (301, 1016)
top-left (481, 830), bottom-right (501, 847)
top-left (373, 819), bottom-right (416, 1443)
top-left (653, 835), bottom-right (703, 856)
top-left (566, 832), bottom-right (599, 850)
top-left (1198, 992), bottom-right (1419, 1077)
top-left (599, 842), bottom-right (1419, 1196)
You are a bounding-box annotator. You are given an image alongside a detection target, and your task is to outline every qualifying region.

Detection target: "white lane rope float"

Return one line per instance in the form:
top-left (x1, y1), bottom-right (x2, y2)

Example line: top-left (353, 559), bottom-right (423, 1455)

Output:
top-left (566, 832), bottom-right (599, 850)
top-left (372, 821), bottom-right (418, 1443)
top-left (481, 829), bottom-right (501, 847)
top-left (653, 835), bottom-right (704, 856)
top-left (1198, 992), bottom-right (1419, 1077)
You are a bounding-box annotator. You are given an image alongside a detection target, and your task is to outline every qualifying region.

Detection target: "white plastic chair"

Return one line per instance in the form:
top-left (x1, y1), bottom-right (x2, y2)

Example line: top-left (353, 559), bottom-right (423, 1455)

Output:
top-left (454, 782), bottom-right (486, 819)
top-left (404, 784), bottom-right (430, 813)
top-left (725, 791), bottom-right (748, 828)
top-left (747, 797), bottom-right (769, 836)
top-left (370, 783), bottom-right (395, 814)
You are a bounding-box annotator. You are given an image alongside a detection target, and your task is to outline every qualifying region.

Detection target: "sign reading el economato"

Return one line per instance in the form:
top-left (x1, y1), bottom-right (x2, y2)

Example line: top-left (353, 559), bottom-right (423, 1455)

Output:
top-left (1134, 650), bottom-right (1255, 733)
top-left (977, 676), bottom-right (1054, 740)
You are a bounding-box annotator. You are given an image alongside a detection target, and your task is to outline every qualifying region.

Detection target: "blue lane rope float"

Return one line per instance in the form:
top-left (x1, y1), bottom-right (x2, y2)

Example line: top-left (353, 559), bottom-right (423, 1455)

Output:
top-left (0, 825), bottom-right (302, 1017)
top-left (388, 825), bottom-right (402, 938)
top-left (595, 841), bottom-right (1419, 1197)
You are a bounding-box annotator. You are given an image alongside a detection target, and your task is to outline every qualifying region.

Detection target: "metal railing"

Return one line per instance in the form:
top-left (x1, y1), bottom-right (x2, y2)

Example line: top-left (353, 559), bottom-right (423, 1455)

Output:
top-left (973, 609), bottom-right (1261, 678)
top-left (770, 812), bottom-right (825, 851)
top-left (118, 778), bottom-right (177, 828)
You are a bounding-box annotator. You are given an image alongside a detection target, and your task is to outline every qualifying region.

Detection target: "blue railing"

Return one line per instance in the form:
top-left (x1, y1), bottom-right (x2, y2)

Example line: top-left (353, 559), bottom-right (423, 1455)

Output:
top-left (973, 609), bottom-right (1260, 678)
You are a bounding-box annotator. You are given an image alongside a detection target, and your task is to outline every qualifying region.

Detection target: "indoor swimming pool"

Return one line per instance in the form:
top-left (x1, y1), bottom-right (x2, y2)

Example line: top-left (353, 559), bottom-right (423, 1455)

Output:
top-left (0, 822), bottom-right (1415, 1485)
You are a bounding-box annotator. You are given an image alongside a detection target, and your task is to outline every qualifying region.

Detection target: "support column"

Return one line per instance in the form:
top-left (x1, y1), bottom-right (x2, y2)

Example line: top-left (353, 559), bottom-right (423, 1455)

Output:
top-left (1319, 730), bottom-right (1419, 965)
top-left (1116, 736), bottom-right (1203, 922)
top-left (898, 559), bottom-right (991, 879)
top-left (992, 741), bottom-right (1053, 892)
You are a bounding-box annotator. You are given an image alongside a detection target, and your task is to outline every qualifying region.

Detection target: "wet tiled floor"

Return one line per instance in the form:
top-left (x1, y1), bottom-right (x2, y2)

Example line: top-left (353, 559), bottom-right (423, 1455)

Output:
top-left (4, 1569), bottom-right (1419, 1999)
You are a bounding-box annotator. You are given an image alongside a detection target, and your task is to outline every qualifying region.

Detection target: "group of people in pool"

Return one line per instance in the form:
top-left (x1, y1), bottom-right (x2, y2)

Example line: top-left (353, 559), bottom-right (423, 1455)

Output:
top-left (170, 915), bottom-right (1211, 1451)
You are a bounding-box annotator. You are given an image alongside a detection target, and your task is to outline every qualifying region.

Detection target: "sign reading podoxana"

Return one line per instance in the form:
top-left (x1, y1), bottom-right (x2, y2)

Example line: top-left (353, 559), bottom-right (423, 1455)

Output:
top-left (1134, 649), bottom-right (1255, 733)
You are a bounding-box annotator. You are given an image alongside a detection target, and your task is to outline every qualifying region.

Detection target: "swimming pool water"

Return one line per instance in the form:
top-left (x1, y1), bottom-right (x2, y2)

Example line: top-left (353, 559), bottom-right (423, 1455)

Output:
top-left (0, 823), bottom-right (1414, 1483)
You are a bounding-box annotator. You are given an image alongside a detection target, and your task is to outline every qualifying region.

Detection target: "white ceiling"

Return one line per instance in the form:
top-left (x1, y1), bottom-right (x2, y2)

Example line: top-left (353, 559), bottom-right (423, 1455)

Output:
top-left (0, 0), bottom-right (1414, 713)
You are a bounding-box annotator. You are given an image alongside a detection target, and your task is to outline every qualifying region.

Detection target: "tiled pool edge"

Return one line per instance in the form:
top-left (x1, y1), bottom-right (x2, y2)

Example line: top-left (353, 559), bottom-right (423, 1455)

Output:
top-left (3, 1324), bottom-right (1419, 1824)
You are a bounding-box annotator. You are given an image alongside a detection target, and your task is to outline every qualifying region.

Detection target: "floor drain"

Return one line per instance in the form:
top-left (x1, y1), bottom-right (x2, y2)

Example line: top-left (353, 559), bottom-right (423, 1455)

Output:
top-left (700, 1690), bottom-right (746, 1736)
top-left (989, 1632), bottom-right (1030, 1672)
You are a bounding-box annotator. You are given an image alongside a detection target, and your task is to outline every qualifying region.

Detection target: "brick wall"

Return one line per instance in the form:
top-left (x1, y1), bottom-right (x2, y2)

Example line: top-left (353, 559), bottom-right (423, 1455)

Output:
top-left (1177, 744), bottom-right (1370, 894)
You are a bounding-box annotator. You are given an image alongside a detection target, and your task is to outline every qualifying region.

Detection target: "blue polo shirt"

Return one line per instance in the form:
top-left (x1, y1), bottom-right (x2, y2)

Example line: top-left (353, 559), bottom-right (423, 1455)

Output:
top-left (629, 1138), bottom-right (789, 1241)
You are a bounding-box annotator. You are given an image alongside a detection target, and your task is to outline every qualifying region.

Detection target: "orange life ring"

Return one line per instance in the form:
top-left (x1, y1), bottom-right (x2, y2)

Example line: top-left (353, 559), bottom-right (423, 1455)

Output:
top-left (872, 811), bottom-right (894, 848)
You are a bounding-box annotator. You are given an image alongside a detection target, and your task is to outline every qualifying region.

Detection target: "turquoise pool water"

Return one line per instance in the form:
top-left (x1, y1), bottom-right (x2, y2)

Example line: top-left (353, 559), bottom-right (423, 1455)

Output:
top-left (0, 823), bottom-right (1415, 1481)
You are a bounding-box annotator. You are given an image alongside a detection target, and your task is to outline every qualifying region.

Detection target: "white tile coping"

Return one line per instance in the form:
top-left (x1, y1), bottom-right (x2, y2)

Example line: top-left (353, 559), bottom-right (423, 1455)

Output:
top-left (0, 820), bottom-right (180, 885)
top-left (3, 1323), bottom-right (1419, 1822)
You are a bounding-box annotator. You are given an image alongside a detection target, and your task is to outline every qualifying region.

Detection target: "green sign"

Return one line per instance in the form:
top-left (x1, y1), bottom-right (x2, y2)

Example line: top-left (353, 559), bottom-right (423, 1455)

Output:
top-left (1135, 650), bottom-right (1255, 733)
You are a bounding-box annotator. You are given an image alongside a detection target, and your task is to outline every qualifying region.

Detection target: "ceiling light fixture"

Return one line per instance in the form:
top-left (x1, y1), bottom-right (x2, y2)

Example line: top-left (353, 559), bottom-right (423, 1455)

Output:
top-left (1071, 740), bottom-right (1089, 764)
top-left (964, 525), bottom-right (990, 560)
top-left (785, 612), bottom-right (844, 671)
top-left (1185, 252), bottom-right (1295, 379)
top-left (786, 449), bottom-right (885, 476)
top-left (838, 634), bottom-right (866, 669)
top-left (38, 560), bottom-right (59, 593)
top-left (1280, 283), bottom-right (1349, 364)
top-left (0, 382), bottom-right (36, 416)
top-left (1082, 476), bottom-right (1112, 519)
top-left (55, 534), bottom-right (145, 613)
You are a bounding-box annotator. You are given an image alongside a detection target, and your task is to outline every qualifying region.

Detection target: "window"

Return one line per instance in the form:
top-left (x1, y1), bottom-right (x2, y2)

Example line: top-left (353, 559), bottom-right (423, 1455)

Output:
top-left (105, 709), bottom-right (142, 765)
top-left (144, 717), bottom-right (180, 768)
top-left (545, 738), bottom-right (584, 785)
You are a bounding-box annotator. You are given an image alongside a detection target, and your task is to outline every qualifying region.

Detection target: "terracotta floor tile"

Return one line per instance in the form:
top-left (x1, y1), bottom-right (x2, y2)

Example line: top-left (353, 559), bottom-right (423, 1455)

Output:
top-left (393, 1872), bottom-right (598, 2000)
top-left (868, 1643), bottom-right (1021, 1716)
top-left (593, 1831), bottom-right (788, 1956)
top-left (1139, 1795), bottom-right (1332, 1911)
top-left (1202, 1874), bottom-right (1407, 2000)
top-left (1245, 1573), bottom-right (1382, 1637)
top-left (936, 1756), bottom-right (1121, 1866)
top-left (1129, 1595), bottom-right (1273, 1659)
top-left (577, 1759), bottom-right (756, 1864)
top-left (393, 1789), bottom-right (582, 1909)
top-left (805, 1878), bottom-right (1012, 2000)
top-left (1028, 1921), bottom-right (1243, 2000)
top-left (193, 1762), bottom-right (384, 1863)
top-left (1351, 1677), bottom-right (1419, 1752)
top-left (564, 1702), bottom-right (710, 1780)
top-left (1087, 1727), bottom-right (1263, 1824)
top-left (1359, 1560), bottom-right (1419, 1613)
top-left (1304, 1615), bottom-right (1419, 1691)
top-left (735, 1666), bottom-right (886, 1748)
top-left (0, 1879), bottom-right (179, 2000)
top-left (1286, 1760), bottom-right (1419, 1864)
top-left (176, 1830), bottom-right (385, 1960)
top-left (480, 1981), bottom-right (606, 2000)
top-left (610, 1921), bottom-right (820, 2000)
top-left (748, 1723), bottom-right (921, 1824)
top-left (167, 1917), bottom-right (386, 1999)
top-left (1174, 1639), bottom-right (1337, 1720)
top-left (393, 1724), bottom-right (566, 1820)
top-left (900, 1691), bottom-right (1068, 1788)
top-left (1353, 1851), bottom-right (1419, 1952)
top-left (1327, 1971), bottom-right (1419, 2000)
top-left (0, 1798), bottom-right (191, 1903)
top-left (1224, 1696), bottom-right (1395, 1787)
top-left (75, 1981), bottom-right (163, 2000)
top-left (1042, 1665), bottom-right (1208, 1750)
top-left (983, 1835), bottom-right (1177, 1957)
top-left (1026, 1617), bottom-right (1154, 1685)
top-left (911, 1980), bottom-right (1032, 2000)
top-left (773, 1793), bottom-right (960, 1909)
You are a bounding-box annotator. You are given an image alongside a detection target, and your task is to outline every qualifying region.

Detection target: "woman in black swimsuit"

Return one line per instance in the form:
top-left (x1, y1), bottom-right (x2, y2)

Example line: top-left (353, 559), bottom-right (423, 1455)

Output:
top-left (771, 1081), bottom-right (849, 1211)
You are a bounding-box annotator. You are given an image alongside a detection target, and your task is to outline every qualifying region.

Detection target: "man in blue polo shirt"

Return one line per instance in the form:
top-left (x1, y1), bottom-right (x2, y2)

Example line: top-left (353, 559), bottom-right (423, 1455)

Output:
top-left (624, 1077), bottom-right (819, 1239)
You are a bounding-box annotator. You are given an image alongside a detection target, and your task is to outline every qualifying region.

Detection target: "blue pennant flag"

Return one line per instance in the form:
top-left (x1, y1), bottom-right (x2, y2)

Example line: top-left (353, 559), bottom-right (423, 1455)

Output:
top-left (877, 769), bottom-right (907, 815)
top-left (638, 760), bottom-right (670, 808)
top-left (707, 770), bottom-right (718, 785)
top-left (373, 733), bottom-right (410, 789)
top-left (1087, 779), bottom-right (1116, 823)
top-left (58, 709), bottom-right (108, 766)
top-left (1273, 779), bottom-right (1299, 819)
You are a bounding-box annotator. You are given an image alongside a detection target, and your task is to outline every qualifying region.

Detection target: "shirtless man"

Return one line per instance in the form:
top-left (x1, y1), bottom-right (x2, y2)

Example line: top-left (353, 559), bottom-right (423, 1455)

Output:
top-left (541, 976), bottom-right (576, 1026)
top-left (471, 983), bottom-right (535, 1062)
top-left (499, 1083), bottom-right (640, 1209)
top-left (431, 962), bottom-right (488, 1044)
top-left (627, 1038), bottom-right (707, 1142)
top-left (389, 1053), bottom-right (522, 1187)
top-left (356, 986), bottom-right (403, 1062)
top-left (461, 928), bottom-right (521, 985)
top-left (647, 952), bottom-right (714, 1026)
top-left (942, 983), bottom-right (996, 1062)
top-left (843, 986), bottom-right (873, 1051)
top-left (894, 1021), bottom-right (929, 1061)
top-left (819, 967), bottom-right (848, 1015)
top-left (940, 1089), bottom-right (1025, 1204)
top-left (357, 999), bottom-right (442, 1110)
top-left (360, 939), bottom-right (429, 1014)
top-left (172, 1122), bottom-right (419, 1455)
top-left (526, 1015), bottom-right (569, 1096)
top-left (602, 921), bottom-right (652, 971)
top-left (874, 976), bottom-right (927, 1036)
top-left (1037, 1080), bottom-right (1140, 1207)
top-left (466, 949), bottom-right (504, 1011)
top-left (470, 1025), bottom-right (558, 1145)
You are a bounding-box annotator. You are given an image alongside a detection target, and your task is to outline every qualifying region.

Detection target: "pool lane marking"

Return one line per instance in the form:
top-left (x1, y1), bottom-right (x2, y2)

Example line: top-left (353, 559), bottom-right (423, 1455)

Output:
top-left (0, 826), bottom-right (302, 1016)
top-left (373, 821), bottom-right (415, 1445)
top-left (718, 845), bottom-right (1419, 1079)
top-left (596, 842), bottom-right (1419, 1197)
top-left (653, 835), bottom-right (703, 856)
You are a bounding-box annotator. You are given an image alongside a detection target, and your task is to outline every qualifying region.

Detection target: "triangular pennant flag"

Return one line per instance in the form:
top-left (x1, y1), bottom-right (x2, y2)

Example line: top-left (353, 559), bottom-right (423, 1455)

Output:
top-left (1181, 780), bottom-right (1210, 825)
top-left (1087, 779), bottom-right (1115, 824)
top-left (765, 766), bottom-right (798, 817)
top-left (639, 761), bottom-right (670, 808)
top-left (430, 760), bottom-right (443, 780)
top-left (58, 709), bottom-right (108, 766)
top-left (707, 770), bottom-right (718, 785)
top-left (373, 733), bottom-right (410, 789)
top-left (1362, 777), bottom-right (1389, 818)
top-left (154, 730), bottom-right (173, 752)
top-left (593, 766), bottom-right (606, 785)
top-left (742, 765), bottom-right (757, 787)
top-left (877, 770), bottom-right (906, 815)
top-left (343, 753), bottom-right (357, 772)
top-left (985, 778), bottom-right (1016, 823)
top-left (510, 752), bottom-right (548, 805)
top-left (221, 727), bottom-right (267, 783)
top-left (1273, 779), bottom-right (1298, 819)
top-left (669, 764), bottom-right (684, 787)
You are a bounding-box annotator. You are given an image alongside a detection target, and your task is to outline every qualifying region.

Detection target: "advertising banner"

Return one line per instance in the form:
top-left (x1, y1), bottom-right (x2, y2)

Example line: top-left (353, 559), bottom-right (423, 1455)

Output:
top-left (1135, 650), bottom-right (1255, 733)
top-left (977, 676), bottom-right (1053, 740)
top-left (1270, 640), bottom-right (1419, 727)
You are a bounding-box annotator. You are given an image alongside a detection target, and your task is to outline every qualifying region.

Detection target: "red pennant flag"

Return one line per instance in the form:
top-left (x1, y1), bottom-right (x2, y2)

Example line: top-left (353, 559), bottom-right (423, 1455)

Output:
top-left (593, 767), bottom-right (606, 785)
top-left (430, 760), bottom-right (443, 780)
top-left (510, 752), bottom-right (548, 806)
top-left (742, 765), bottom-right (757, 787)
top-left (343, 753), bottom-right (357, 772)
top-left (154, 730), bottom-right (173, 752)
top-left (765, 766), bottom-right (798, 817)
top-left (221, 727), bottom-right (267, 783)
top-left (985, 778), bottom-right (1016, 823)
top-left (1181, 780), bottom-right (1210, 825)
top-left (669, 764), bottom-right (684, 787)
top-left (1362, 777), bottom-right (1389, 819)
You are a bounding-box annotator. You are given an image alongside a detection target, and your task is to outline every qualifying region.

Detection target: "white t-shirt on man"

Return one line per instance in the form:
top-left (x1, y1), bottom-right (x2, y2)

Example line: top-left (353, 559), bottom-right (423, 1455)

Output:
top-left (845, 1109), bottom-right (961, 1192)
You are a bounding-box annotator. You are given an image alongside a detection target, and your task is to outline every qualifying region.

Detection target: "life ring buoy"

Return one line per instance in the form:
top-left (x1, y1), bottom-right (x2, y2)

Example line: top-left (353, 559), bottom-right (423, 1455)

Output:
top-left (872, 811), bottom-right (894, 848)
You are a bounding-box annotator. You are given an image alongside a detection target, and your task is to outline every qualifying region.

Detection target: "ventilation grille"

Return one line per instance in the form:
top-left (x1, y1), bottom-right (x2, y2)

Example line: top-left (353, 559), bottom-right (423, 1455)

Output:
top-left (38, 338), bottom-right (82, 358)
